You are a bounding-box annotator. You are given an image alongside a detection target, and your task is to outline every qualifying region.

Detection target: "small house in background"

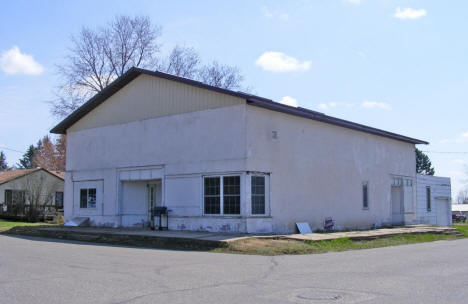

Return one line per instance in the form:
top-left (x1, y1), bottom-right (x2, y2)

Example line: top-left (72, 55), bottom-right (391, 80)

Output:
top-left (452, 204), bottom-right (468, 216)
top-left (415, 174), bottom-right (452, 226)
top-left (0, 168), bottom-right (64, 220)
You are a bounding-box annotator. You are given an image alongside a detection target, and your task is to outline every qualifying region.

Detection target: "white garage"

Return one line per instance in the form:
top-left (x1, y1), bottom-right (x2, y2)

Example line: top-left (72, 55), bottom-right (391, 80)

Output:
top-left (416, 174), bottom-right (452, 226)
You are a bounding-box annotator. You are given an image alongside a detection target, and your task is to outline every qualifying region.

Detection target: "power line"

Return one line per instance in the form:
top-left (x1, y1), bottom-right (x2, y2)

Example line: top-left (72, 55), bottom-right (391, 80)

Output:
top-left (421, 151), bottom-right (468, 154)
top-left (0, 146), bottom-right (25, 154)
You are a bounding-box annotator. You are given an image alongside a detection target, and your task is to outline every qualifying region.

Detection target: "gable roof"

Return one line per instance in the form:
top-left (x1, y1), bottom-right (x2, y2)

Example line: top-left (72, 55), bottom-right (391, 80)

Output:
top-left (50, 67), bottom-right (428, 145)
top-left (0, 168), bottom-right (64, 186)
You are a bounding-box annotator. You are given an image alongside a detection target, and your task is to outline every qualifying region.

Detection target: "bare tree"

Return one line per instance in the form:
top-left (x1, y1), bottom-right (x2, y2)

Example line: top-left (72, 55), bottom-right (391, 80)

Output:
top-left (158, 46), bottom-right (244, 90)
top-left (52, 15), bottom-right (246, 118)
top-left (159, 45), bottom-right (200, 78)
top-left (52, 15), bottom-right (162, 116)
top-left (458, 189), bottom-right (468, 204)
top-left (198, 61), bottom-right (244, 90)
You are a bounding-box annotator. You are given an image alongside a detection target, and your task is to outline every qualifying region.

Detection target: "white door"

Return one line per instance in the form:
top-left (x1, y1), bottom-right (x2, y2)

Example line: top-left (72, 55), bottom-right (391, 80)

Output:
top-left (436, 199), bottom-right (449, 226)
top-left (391, 186), bottom-right (404, 225)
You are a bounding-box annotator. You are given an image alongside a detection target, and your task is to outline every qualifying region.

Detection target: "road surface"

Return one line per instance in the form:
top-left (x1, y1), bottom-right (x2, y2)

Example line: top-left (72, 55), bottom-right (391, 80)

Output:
top-left (0, 234), bottom-right (467, 303)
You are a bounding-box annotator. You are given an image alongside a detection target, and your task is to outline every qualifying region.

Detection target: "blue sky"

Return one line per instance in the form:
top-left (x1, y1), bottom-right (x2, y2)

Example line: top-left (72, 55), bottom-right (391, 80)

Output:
top-left (1, 0), bottom-right (467, 197)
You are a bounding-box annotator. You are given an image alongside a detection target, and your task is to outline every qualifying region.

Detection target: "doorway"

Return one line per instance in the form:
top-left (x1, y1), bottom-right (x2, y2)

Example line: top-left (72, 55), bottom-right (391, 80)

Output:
top-left (391, 185), bottom-right (404, 225)
top-left (436, 199), bottom-right (449, 226)
top-left (148, 181), bottom-right (162, 224)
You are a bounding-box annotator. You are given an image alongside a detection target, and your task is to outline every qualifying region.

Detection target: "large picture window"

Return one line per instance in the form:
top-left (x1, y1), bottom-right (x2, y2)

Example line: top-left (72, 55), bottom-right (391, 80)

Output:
top-left (4, 190), bottom-right (25, 205)
top-left (204, 176), bottom-right (240, 215)
top-left (80, 188), bottom-right (96, 209)
top-left (251, 176), bottom-right (265, 215)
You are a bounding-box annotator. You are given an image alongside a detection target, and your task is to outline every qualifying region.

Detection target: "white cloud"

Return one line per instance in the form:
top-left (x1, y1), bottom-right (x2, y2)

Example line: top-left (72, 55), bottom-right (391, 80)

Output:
top-left (261, 6), bottom-right (289, 21)
top-left (346, 0), bottom-right (361, 5)
top-left (394, 7), bottom-right (427, 20)
top-left (317, 102), bottom-right (354, 111)
top-left (255, 52), bottom-right (311, 72)
top-left (361, 101), bottom-right (391, 110)
top-left (279, 96), bottom-right (298, 107)
top-left (0, 46), bottom-right (44, 75)
top-left (440, 131), bottom-right (468, 144)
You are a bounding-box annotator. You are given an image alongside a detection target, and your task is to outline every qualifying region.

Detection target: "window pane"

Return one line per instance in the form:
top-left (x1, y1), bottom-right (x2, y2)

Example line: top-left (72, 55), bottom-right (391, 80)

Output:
top-left (55, 192), bottom-right (64, 208)
top-left (223, 176), bottom-right (240, 214)
top-left (5, 190), bottom-right (12, 204)
top-left (251, 176), bottom-right (265, 214)
top-left (204, 177), bottom-right (220, 214)
top-left (204, 196), bottom-right (220, 214)
top-left (88, 188), bottom-right (96, 208)
top-left (204, 177), bottom-right (220, 196)
top-left (426, 187), bottom-right (431, 211)
top-left (80, 189), bottom-right (87, 208)
top-left (362, 184), bottom-right (368, 208)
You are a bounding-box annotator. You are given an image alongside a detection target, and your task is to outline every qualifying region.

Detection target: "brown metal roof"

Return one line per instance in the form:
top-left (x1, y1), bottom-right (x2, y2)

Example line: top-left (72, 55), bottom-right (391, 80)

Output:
top-left (0, 168), bottom-right (64, 185)
top-left (50, 67), bottom-right (428, 145)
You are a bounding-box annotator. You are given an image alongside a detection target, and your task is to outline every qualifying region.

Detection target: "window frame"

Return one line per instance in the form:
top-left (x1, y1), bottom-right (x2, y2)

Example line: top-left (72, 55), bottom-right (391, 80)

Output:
top-left (203, 174), bottom-right (241, 216)
top-left (426, 186), bottom-right (431, 212)
top-left (4, 189), bottom-right (25, 205)
top-left (79, 188), bottom-right (97, 209)
top-left (251, 175), bottom-right (266, 215)
top-left (55, 191), bottom-right (64, 209)
top-left (362, 182), bottom-right (369, 210)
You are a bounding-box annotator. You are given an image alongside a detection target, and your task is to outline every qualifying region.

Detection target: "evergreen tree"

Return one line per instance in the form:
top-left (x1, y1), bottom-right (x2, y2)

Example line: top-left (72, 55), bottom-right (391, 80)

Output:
top-left (416, 148), bottom-right (435, 175)
top-left (0, 151), bottom-right (8, 171)
top-left (17, 145), bottom-right (37, 169)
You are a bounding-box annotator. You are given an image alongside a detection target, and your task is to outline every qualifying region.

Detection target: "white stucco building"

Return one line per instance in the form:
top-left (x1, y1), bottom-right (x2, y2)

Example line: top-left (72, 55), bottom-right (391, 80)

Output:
top-left (52, 67), bottom-right (436, 233)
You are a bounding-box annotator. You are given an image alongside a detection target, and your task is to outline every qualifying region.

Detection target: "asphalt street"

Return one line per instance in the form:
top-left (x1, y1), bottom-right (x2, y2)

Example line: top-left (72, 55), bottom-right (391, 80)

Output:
top-left (0, 234), bottom-right (467, 304)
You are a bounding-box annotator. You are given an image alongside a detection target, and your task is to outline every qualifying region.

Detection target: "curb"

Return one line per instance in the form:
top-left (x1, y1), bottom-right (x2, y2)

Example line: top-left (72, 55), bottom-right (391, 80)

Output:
top-left (3, 226), bottom-right (227, 251)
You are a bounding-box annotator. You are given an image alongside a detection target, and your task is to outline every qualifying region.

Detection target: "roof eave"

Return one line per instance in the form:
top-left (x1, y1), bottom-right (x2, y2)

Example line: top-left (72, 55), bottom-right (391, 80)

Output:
top-left (246, 98), bottom-right (428, 145)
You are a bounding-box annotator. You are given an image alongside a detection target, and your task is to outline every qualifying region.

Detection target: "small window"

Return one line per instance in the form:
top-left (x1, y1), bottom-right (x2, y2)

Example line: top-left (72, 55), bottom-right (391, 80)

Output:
top-left (55, 192), bottom-right (64, 209)
top-left (80, 188), bottom-right (96, 209)
top-left (251, 176), bottom-right (266, 214)
top-left (426, 187), bottom-right (431, 211)
top-left (362, 183), bottom-right (369, 209)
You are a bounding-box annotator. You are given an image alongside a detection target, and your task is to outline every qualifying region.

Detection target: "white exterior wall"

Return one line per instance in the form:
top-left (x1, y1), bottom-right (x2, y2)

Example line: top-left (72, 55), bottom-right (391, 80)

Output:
top-left (0, 170), bottom-right (64, 206)
top-left (63, 73), bottom-right (421, 233)
top-left (245, 106), bottom-right (417, 233)
top-left (416, 174), bottom-right (452, 226)
top-left (65, 103), bottom-right (251, 229)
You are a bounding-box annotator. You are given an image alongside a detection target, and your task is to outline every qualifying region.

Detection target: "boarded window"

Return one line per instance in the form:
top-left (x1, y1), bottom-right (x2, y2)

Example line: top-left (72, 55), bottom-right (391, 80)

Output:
top-left (251, 176), bottom-right (265, 215)
top-left (363, 183), bottom-right (369, 209)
